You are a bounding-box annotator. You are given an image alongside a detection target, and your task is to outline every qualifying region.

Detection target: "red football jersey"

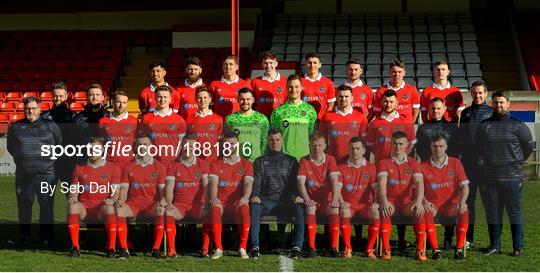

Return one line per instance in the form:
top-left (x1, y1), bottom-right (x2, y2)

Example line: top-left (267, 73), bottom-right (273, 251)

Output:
top-left (338, 159), bottom-right (377, 206)
top-left (421, 156), bottom-right (468, 207)
top-left (301, 74), bottom-right (336, 120)
top-left (140, 110), bottom-right (187, 164)
top-left (138, 83), bottom-right (181, 113)
top-left (98, 112), bottom-right (138, 164)
top-left (366, 112), bottom-right (416, 161)
top-left (420, 83), bottom-right (465, 122)
top-left (297, 154), bottom-right (340, 201)
top-left (73, 160), bottom-right (121, 207)
top-left (208, 156), bottom-right (253, 203)
top-left (208, 76), bottom-right (251, 118)
top-left (177, 78), bottom-right (205, 120)
top-left (166, 157), bottom-right (208, 204)
top-left (373, 82), bottom-right (420, 124)
top-left (376, 156), bottom-right (422, 201)
top-left (321, 108), bottom-right (368, 162)
top-left (251, 73), bottom-right (288, 117)
top-left (343, 80), bottom-right (373, 116)
top-left (185, 110), bottom-right (224, 161)
top-left (122, 158), bottom-right (167, 202)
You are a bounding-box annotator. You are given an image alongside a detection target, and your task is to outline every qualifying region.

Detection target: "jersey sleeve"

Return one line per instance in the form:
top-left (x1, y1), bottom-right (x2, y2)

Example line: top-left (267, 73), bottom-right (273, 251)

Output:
top-left (455, 89), bottom-right (466, 111)
top-left (375, 159), bottom-right (388, 177)
top-left (358, 115), bottom-right (368, 137)
top-left (365, 122), bottom-right (377, 147)
top-left (171, 87), bottom-right (181, 112)
top-left (373, 88), bottom-right (384, 113)
top-left (208, 161), bottom-right (219, 180)
top-left (307, 105), bottom-right (317, 136)
top-left (411, 87), bottom-right (421, 109)
top-left (326, 79), bottom-right (336, 103)
top-left (138, 89), bottom-right (147, 113)
top-left (269, 107), bottom-right (281, 130)
top-left (120, 165), bottom-right (129, 188)
top-left (368, 163), bottom-right (378, 188)
top-left (410, 158), bottom-right (423, 177)
top-left (243, 160), bottom-right (254, 182)
top-left (297, 158), bottom-right (308, 179)
top-left (260, 115), bottom-right (270, 155)
top-left (177, 116), bottom-right (187, 136)
top-left (453, 158), bottom-right (469, 186)
top-left (158, 164), bottom-right (167, 188)
top-left (406, 123), bottom-right (417, 145)
top-left (366, 86), bottom-right (374, 111)
top-left (327, 156), bottom-right (340, 177)
top-left (420, 88), bottom-right (429, 112)
top-left (111, 165), bottom-right (122, 185)
top-left (72, 164), bottom-right (81, 185)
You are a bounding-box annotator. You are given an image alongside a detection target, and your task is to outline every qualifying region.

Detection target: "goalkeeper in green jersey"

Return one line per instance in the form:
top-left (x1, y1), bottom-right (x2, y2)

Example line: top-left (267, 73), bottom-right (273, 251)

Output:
top-left (270, 74), bottom-right (317, 161)
top-left (225, 88), bottom-right (270, 162)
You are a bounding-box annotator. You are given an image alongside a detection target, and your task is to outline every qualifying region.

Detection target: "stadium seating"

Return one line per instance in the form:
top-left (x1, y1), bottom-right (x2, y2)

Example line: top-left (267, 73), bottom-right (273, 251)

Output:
top-left (269, 12), bottom-right (482, 90)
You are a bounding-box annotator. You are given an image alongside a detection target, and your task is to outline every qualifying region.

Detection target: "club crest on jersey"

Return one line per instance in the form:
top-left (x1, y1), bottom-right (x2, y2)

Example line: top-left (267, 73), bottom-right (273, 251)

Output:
top-left (125, 125), bottom-right (132, 133)
top-left (448, 170), bottom-right (455, 177)
top-left (82, 174), bottom-right (87, 178)
top-left (101, 173), bottom-right (108, 180)
top-left (282, 120), bottom-right (290, 128)
top-left (405, 168), bottom-right (412, 175)
top-left (277, 87), bottom-right (283, 93)
top-left (319, 86), bottom-right (325, 92)
top-left (359, 93), bottom-right (366, 99)
top-left (233, 128), bottom-right (241, 135)
top-left (351, 121), bottom-right (357, 128)
top-left (209, 124), bottom-right (216, 130)
top-left (402, 94), bottom-right (409, 100)
top-left (195, 172), bottom-right (201, 178)
top-left (345, 184), bottom-right (353, 192)
top-left (394, 125), bottom-right (402, 132)
top-left (363, 173), bottom-right (370, 180)
top-left (307, 180), bottom-right (316, 188)
top-left (253, 120), bottom-right (259, 126)
top-left (151, 172), bottom-right (158, 179)
top-left (238, 168), bottom-right (245, 175)
top-left (169, 123), bottom-right (175, 130)
top-left (301, 111), bottom-right (307, 116)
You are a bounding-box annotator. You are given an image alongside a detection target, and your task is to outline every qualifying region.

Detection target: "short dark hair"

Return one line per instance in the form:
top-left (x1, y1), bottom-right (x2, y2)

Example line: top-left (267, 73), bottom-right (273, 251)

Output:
top-left (430, 97), bottom-right (445, 105)
top-left (337, 84), bottom-right (353, 94)
top-left (185, 56), bottom-right (202, 68)
top-left (382, 89), bottom-right (397, 98)
top-left (391, 131), bottom-right (408, 141)
top-left (51, 82), bottom-right (67, 93)
top-left (432, 60), bottom-right (449, 69)
top-left (149, 59), bottom-right (167, 70)
top-left (309, 132), bottom-right (326, 143)
top-left (155, 85), bottom-right (172, 94)
top-left (113, 90), bottom-right (129, 99)
top-left (305, 53), bottom-right (321, 61)
top-left (268, 127), bottom-right (282, 137)
top-left (238, 87), bottom-right (255, 98)
top-left (430, 133), bottom-right (447, 144)
top-left (345, 58), bottom-right (363, 67)
top-left (287, 74), bottom-right (302, 84)
top-left (88, 137), bottom-right (104, 145)
top-left (86, 83), bottom-right (103, 93)
top-left (349, 136), bottom-right (366, 148)
top-left (23, 96), bottom-right (40, 106)
top-left (491, 90), bottom-right (510, 101)
top-left (195, 86), bottom-right (211, 96)
top-left (224, 55), bottom-right (238, 64)
top-left (389, 59), bottom-right (405, 69)
top-left (262, 51), bottom-right (278, 61)
top-left (222, 130), bottom-right (239, 140)
top-left (470, 80), bottom-right (487, 91)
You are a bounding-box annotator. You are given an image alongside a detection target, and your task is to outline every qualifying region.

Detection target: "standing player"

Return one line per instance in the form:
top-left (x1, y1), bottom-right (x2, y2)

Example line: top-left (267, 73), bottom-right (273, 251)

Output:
top-left (373, 60), bottom-right (420, 124)
top-left (421, 134), bottom-right (470, 260)
top-left (301, 53), bottom-right (336, 121)
top-left (342, 59), bottom-right (373, 119)
top-left (250, 51), bottom-right (288, 118)
top-left (207, 132), bottom-right (254, 259)
top-left (139, 59), bottom-right (181, 114)
top-left (366, 90), bottom-right (415, 162)
top-left (297, 133), bottom-right (341, 257)
top-left (377, 131), bottom-right (426, 260)
top-left (270, 74), bottom-right (317, 160)
top-left (66, 137), bottom-right (121, 257)
top-left (337, 137), bottom-right (379, 258)
top-left (163, 134), bottom-right (209, 258)
top-left (140, 85), bottom-right (186, 166)
top-left (321, 85), bottom-right (368, 162)
top-left (208, 55), bottom-right (251, 118)
top-left (225, 88), bottom-right (269, 162)
top-left (420, 61), bottom-right (465, 123)
top-left (74, 83), bottom-right (108, 149)
top-left (115, 134), bottom-right (167, 259)
top-left (185, 87), bottom-right (224, 162)
top-left (98, 91), bottom-right (138, 164)
top-left (178, 56), bottom-right (205, 119)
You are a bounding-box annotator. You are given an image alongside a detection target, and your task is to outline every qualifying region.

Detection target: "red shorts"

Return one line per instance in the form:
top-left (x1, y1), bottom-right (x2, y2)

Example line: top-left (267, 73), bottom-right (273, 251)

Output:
top-left (125, 199), bottom-right (156, 218)
top-left (387, 197), bottom-right (414, 216)
top-left (435, 200), bottom-right (460, 217)
top-left (349, 204), bottom-right (372, 219)
top-left (173, 201), bottom-right (203, 219)
top-left (81, 201), bottom-right (104, 221)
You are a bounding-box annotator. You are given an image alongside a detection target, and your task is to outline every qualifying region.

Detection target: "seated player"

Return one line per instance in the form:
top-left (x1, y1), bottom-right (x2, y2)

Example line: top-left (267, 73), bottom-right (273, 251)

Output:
top-left (421, 134), bottom-right (469, 260)
top-left (115, 133), bottom-right (167, 259)
top-left (66, 137), bottom-right (121, 258)
top-left (207, 131), bottom-right (253, 259)
top-left (163, 134), bottom-right (210, 258)
top-left (377, 131), bottom-right (426, 260)
top-left (297, 133), bottom-right (341, 258)
top-left (337, 137), bottom-right (379, 259)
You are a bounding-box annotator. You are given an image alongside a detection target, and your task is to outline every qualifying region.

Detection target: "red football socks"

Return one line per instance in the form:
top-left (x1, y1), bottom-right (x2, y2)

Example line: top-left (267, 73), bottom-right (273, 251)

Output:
top-left (104, 213), bottom-right (117, 250)
top-left (380, 217), bottom-right (392, 250)
top-left (237, 205), bottom-right (250, 250)
top-left (328, 214), bottom-right (340, 249)
top-left (165, 216), bottom-right (176, 252)
top-left (425, 212), bottom-right (439, 249)
top-left (340, 217), bottom-right (351, 250)
top-left (211, 206), bottom-right (223, 250)
top-left (117, 217), bottom-right (128, 249)
top-left (201, 223), bottom-right (211, 251)
top-left (456, 211), bottom-right (469, 249)
top-left (413, 223), bottom-right (426, 251)
top-left (306, 214), bottom-right (317, 250)
top-left (152, 216), bottom-right (165, 250)
top-left (366, 222), bottom-right (380, 251)
top-left (67, 214), bottom-right (80, 250)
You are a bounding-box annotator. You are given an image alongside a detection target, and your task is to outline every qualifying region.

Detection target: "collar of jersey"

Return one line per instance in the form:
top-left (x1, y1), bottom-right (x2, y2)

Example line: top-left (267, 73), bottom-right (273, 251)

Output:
top-left (180, 155), bottom-right (197, 167)
top-left (430, 154), bottom-right (449, 169)
top-left (262, 72), bottom-right (281, 82)
top-left (223, 156), bottom-right (241, 165)
top-left (309, 154), bottom-right (327, 166)
top-left (185, 78), bottom-right (203, 88)
top-left (150, 82), bottom-right (169, 92)
top-left (335, 107), bottom-right (353, 116)
top-left (380, 111), bottom-right (400, 122)
top-left (432, 81), bottom-right (451, 90)
top-left (344, 79), bottom-right (363, 88)
top-left (87, 159), bottom-right (107, 169)
top-left (109, 111), bottom-right (129, 121)
top-left (347, 158), bottom-right (366, 168)
top-left (304, 73), bottom-right (322, 82)
top-left (153, 108), bottom-right (173, 117)
top-left (135, 156), bottom-right (154, 167)
top-left (221, 75), bottom-right (239, 84)
top-left (391, 155), bottom-right (408, 164)
top-left (195, 109), bottom-right (213, 117)
top-left (385, 81), bottom-right (405, 91)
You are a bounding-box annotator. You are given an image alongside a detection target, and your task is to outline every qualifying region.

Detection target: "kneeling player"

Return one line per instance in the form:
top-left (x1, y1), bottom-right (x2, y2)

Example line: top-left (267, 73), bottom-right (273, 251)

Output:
top-left (377, 131), bottom-right (426, 260)
top-left (337, 137), bottom-right (379, 259)
top-left (163, 134), bottom-right (210, 258)
top-left (297, 133), bottom-right (341, 257)
top-left (67, 137), bottom-right (121, 258)
top-left (207, 131), bottom-right (253, 259)
top-left (115, 133), bottom-right (167, 259)
top-left (421, 134), bottom-right (469, 260)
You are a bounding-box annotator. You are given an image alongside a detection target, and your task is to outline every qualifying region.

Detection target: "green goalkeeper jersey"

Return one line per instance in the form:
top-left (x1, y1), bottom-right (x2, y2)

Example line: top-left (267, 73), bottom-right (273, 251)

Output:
top-left (225, 110), bottom-right (269, 162)
top-left (270, 101), bottom-right (317, 160)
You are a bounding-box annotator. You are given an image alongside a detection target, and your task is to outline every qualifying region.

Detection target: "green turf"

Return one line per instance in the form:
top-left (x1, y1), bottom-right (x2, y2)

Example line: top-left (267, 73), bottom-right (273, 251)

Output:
top-left (1, 177), bottom-right (539, 271)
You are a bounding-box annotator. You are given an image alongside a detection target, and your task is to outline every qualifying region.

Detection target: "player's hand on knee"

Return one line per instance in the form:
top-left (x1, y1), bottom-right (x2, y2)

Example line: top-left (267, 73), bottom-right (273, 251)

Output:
top-left (423, 200), bottom-right (436, 215)
top-left (293, 196), bottom-right (304, 204)
top-left (339, 202), bottom-right (350, 209)
top-left (381, 200), bottom-right (393, 217)
top-left (209, 196), bottom-right (220, 205)
top-left (239, 196), bottom-right (249, 205)
top-left (305, 199), bottom-right (317, 207)
top-left (114, 200), bottom-right (124, 208)
top-left (104, 198), bottom-right (114, 206)
top-left (67, 197), bottom-right (78, 205)
top-left (457, 202), bottom-right (468, 214)
top-left (250, 196), bottom-right (261, 204)
top-left (331, 199), bottom-right (340, 208)
top-left (158, 199), bottom-right (168, 207)
top-left (412, 201), bottom-right (425, 217)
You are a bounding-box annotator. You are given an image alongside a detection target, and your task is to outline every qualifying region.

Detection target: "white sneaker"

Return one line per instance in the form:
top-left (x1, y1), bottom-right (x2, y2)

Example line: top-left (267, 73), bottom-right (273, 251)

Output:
top-left (466, 241), bottom-right (473, 250)
top-left (211, 249), bottom-right (223, 260)
top-left (239, 248), bottom-right (249, 259)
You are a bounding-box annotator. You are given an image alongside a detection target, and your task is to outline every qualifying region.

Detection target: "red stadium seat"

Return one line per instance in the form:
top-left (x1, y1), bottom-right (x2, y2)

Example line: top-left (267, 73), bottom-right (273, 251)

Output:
top-left (40, 101), bottom-right (52, 111)
top-left (0, 114), bottom-right (9, 134)
top-left (0, 102), bottom-right (16, 112)
top-left (9, 113), bottom-right (24, 122)
top-left (69, 101), bottom-right (86, 111)
top-left (5, 92), bottom-right (22, 102)
top-left (0, 92), bottom-right (5, 102)
top-left (16, 102), bottom-right (24, 112)
top-left (0, 113), bottom-right (10, 123)
top-left (73, 91), bottom-right (87, 101)
top-left (23, 91), bottom-right (40, 99)
top-left (40, 92), bottom-right (54, 101)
